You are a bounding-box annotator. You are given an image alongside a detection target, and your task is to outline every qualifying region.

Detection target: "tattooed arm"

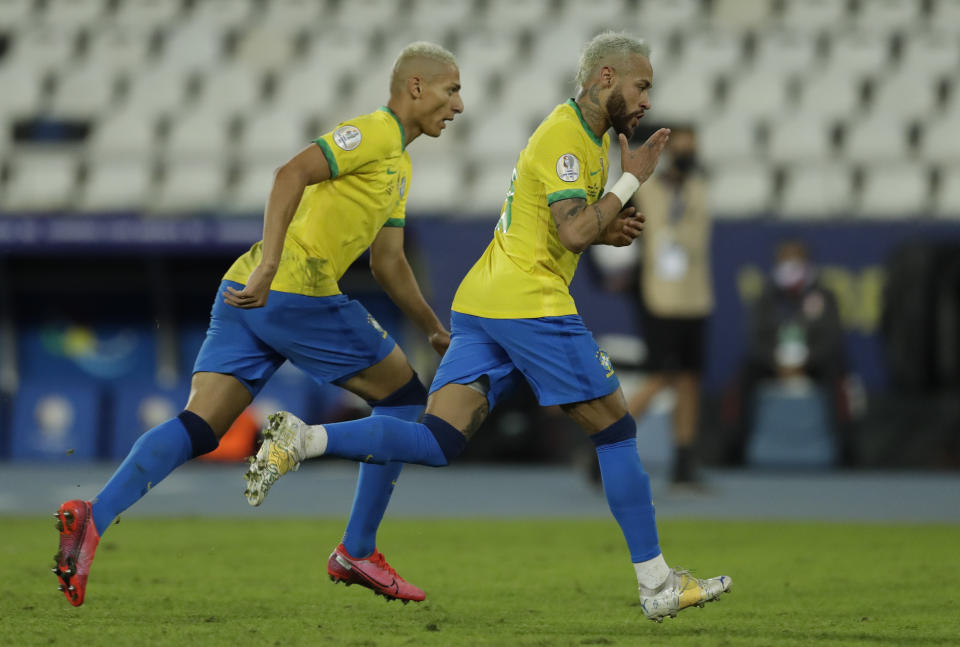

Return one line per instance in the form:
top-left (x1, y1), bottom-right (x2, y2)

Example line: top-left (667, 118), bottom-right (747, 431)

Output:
top-left (549, 194), bottom-right (633, 254)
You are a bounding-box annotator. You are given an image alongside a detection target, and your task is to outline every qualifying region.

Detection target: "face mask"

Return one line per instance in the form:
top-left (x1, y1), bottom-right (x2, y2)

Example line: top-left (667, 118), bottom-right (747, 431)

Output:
top-left (773, 259), bottom-right (808, 290)
top-left (673, 153), bottom-right (697, 174)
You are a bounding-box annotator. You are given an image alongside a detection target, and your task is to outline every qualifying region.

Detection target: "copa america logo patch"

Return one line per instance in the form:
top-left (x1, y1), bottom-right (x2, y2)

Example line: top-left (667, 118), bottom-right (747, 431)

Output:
top-left (333, 125), bottom-right (362, 151)
top-left (556, 153), bottom-right (580, 182)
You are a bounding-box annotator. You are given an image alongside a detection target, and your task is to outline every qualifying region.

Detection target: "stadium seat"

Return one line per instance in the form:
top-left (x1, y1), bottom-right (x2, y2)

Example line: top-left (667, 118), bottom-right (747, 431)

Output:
top-left (4, 23), bottom-right (78, 73)
top-left (160, 19), bottom-right (227, 74)
top-left (48, 63), bottom-right (119, 121)
top-left (112, 0), bottom-right (183, 30)
top-left (869, 69), bottom-right (940, 121)
top-left (933, 165), bottom-right (960, 218)
top-left (232, 24), bottom-right (300, 72)
top-left (797, 70), bottom-right (863, 121)
top-left (404, 154), bottom-right (465, 214)
top-left (0, 0), bottom-right (32, 29)
top-left (858, 163), bottom-right (931, 218)
top-left (455, 30), bottom-right (522, 98)
top-left (238, 108), bottom-right (307, 163)
top-left (83, 23), bottom-right (154, 76)
top-left (153, 160), bottom-right (226, 213)
top-left (194, 63), bottom-right (265, 117)
top-left (0, 62), bottom-right (43, 121)
top-left (40, 0), bottom-right (108, 27)
top-left (408, 0), bottom-right (477, 34)
top-left (109, 379), bottom-right (190, 459)
top-left (898, 30), bottom-right (960, 80)
top-left (637, 0), bottom-right (704, 32)
top-left (465, 112), bottom-right (535, 161)
top-left (708, 163), bottom-right (774, 217)
top-left (497, 70), bottom-right (570, 130)
top-left (187, 0), bottom-right (255, 30)
top-left (465, 157), bottom-right (517, 217)
top-left (328, 0), bottom-right (402, 37)
top-left (843, 113), bottom-right (911, 164)
top-left (710, 0), bottom-right (773, 30)
top-left (479, 0), bottom-right (553, 33)
top-left (778, 0), bottom-right (851, 33)
top-left (228, 160), bottom-right (277, 213)
top-left (767, 114), bottom-right (835, 165)
top-left (10, 380), bottom-right (102, 461)
top-left (928, 0), bottom-right (960, 33)
top-left (164, 108), bottom-right (233, 162)
top-left (81, 159), bottom-right (153, 212)
top-left (853, 0), bottom-right (922, 34)
top-left (752, 30), bottom-right (818, 75)
top-left (645, 65), bottom-right (716, 124)
top-left (88, 108), bottom-right (158, 162)
top-left (259, 0), bottom-right (324, 27)
top-left (779, 164), bottom-right (853, 219)
top-left (342, 63), bottom-right (395, 123)
top-left (920, 113), bottom-right (960, 164)
top-left (1, 151), bottom-right (77, 212)
top-left (827, 30), bottom-right (892, 77)
top-left (121, 62), bottom-right (193, 119)
top-left (698, 114), bottom-right (758, 165)
top-left (562, 0), bottom-right (626, 32)
top-left (678, 29), bottom-right (745, 77)
top-left (723, 69), bottom-right (790, 121)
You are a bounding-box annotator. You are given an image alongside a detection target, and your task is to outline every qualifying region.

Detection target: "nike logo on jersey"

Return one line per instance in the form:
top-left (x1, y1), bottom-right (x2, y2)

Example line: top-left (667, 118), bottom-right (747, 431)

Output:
top-left (589, 169), bottom-right (600, 176)
top-left (386, 169), bottom-right (397, 175)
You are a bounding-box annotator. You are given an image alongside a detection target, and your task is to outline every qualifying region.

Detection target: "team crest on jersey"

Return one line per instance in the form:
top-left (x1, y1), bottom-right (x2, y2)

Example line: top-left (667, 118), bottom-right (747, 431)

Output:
top-left (596, 349), bottom-right (615, 378)
top-left (333, 125), bottom-right (362, 151)
top-left (367, 314), bottom-right (388, 339)
top-left (556, 153), bottom-right (580, 182)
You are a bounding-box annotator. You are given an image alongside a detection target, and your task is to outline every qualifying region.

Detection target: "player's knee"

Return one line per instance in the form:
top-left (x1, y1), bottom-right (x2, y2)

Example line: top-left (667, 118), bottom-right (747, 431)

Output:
top-left (177, 410), bottom-right (220, 458)
top-left (422, 413), bottom-right (468, 466)
top-left (368, 372), bottom-right (428, 408)
top-left (589, 414), bottom-right (637, 448)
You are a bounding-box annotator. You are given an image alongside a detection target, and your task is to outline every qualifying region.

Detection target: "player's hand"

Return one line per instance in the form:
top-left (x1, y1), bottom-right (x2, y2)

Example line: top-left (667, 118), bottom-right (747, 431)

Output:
top-left (223, 264), bottom-right (275, 309)
top-left (619, 129), bottom-right (670, 185)
top-left (601, 206), bottom-right (645, 247)
top-left (428, 328), bottom-right (451, 356)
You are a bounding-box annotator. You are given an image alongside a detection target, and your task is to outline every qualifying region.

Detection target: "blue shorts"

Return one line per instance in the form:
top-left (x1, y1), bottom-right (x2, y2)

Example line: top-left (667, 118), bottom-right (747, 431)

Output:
top-left (193, 280), bottom-right (396, 397)
top-left (430, 311), bottom-right (620, 410)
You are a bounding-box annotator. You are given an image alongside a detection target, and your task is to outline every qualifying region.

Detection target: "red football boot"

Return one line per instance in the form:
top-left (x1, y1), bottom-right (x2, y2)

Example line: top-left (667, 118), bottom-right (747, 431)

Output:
top-left (52, 500), bottom-right (100, 607)
top-left (327, 543), bottom-right (425, 603)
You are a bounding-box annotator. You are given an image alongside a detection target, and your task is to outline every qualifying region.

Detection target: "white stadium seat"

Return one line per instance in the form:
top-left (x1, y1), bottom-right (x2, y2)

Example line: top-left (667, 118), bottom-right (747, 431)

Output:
top-left (228, 160), bottom-right (277, 213)
top-left (779, 164), bottom-right (853, 219)
top-left (853, 0), bottom-right (922, 34)
top-left (233, 24), bottom-right (299, 72)
top-left (498, 69), bottom-right (570, 127)
top-left (194, 64), bottom-right (264, 117)
top-left (928, 0), bottom-right (960, 34)
top-left (153, 161), bottom-right (225, 213)
top-left (921, 114), bottom-right (960, 164)
top-left (121, 63), bottom-right (192, 119)
top-left (6, 23), bottom-right (77, 73)
top-left (1, 151), bottom-right (77, 211)
top-left (259, 0), bottom-right (324, 28)
top-left (238, 109), bottom-right (308, 163)
top-left (164, 108), bottom-right (233, 162)
top-left (187, 0), bottom-right (255, 30)
top-left (679, 30), bottom-right (745, 77)
top-left (698, 115), bottom-right (757, 165)
top-left (84, 24), bottom-right (154, 76)
top-left (0, 0), bottom-right (32, 29)
top-left (563, 0), bottom-right (625, 33)
top-left (40, 0), bottom-right (108, 28)
top-left (81, 159), bottom-right (153, 211)
top-left (0, 63), bottom-right (43, 120)
top-left (88, 109), bottom-right (157, 162)
top-left (827, 30), bottom-right (892, 77)
top-left (49, 64), bottom-right (118, 121)
top-left (870, 70), bottom-right (940, 121)
top-left (111, 0), bottom-right (183, 29)
top-left (858, 164), bottom-right (930, 218)
top-left (637, 0), bottom-right (704, 32)
top-left (752, 30), bottom-right (818, 75)
top-left (465, 156), bottom-right (518, 217)
top-left (723, 70), bottom-right (790, 121)
top-left (898, 31), bottom-right (960, 80)
top-left (464, 113), bottom-right (534, 161)
top-left (646, 65), bottom-right (716, 124)
top-left (711, 0), bottom-right (773, 30)
top-left (709, 163), bottom-right (774, 217)
top-left (796, 70), bottom-right (862, 121)
top-left (160, 19), bottom-right (226, 73)
top-left (767, 115), bottom-right (835, 165)
top-left (404, 155), bottom-right (465, 214)
top-left (778, 0), bottom-right (850, 33)
top-left (843, 113), bottom-right (912, 164)
top-left (933, 165), bottom-right (960, 218)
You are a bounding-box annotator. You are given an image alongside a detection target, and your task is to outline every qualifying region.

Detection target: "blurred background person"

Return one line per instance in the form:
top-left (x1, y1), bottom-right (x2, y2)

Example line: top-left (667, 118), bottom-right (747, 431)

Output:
top-left (723, 240), bottom-right (852, 467)
top-left (626, 125), bottom-right (713, 487)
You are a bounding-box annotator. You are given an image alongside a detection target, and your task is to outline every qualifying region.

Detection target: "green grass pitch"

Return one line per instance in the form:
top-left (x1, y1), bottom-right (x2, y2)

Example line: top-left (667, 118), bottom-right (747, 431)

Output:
top-left (2, 518), bottom-right (958, 646)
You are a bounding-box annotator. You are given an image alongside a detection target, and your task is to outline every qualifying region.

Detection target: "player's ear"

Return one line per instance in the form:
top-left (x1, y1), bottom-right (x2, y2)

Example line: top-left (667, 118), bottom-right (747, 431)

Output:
top-left (600, 65), bottom-right (615, 87)
top-left (407, 75), bottom-right (423, 99)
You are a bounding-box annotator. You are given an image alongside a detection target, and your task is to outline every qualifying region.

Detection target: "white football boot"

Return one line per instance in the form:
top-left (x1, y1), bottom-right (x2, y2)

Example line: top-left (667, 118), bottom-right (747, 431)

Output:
top-left (639, 568), bottom-right (732, 622)
top-left (243, 411), bottom-right (308, 506)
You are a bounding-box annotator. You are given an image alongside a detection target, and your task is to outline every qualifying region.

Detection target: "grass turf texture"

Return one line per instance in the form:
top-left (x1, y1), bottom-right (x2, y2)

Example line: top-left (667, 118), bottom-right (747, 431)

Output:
top-left (2, 518), bottom-right (958, 646)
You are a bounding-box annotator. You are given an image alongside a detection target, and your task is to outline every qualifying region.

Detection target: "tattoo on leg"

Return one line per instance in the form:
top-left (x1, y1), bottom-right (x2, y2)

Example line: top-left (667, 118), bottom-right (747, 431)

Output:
top-left (462, 400), bottom-right (488, 439)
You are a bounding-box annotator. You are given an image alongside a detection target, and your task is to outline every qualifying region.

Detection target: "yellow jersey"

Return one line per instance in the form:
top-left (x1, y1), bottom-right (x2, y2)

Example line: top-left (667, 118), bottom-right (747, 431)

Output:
top-left (224, 107), bottom-right (411, 297)
top-left (452, 99), bottom-right (610, 318)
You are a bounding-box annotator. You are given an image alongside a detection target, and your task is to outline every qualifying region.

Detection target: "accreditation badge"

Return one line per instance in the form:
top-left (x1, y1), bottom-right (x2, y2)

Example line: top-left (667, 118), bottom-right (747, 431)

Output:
top-left (655, 237), bottom-right (690, 281)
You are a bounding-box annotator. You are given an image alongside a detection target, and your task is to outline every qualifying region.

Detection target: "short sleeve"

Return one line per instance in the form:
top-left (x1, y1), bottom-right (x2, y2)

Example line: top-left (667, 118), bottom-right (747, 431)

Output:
top-left (383, 157), bottom-right (411, 228)
top-left (529, 122), bottom-right (590, 205)
top-left (314, 114), bottom-right (394, 179)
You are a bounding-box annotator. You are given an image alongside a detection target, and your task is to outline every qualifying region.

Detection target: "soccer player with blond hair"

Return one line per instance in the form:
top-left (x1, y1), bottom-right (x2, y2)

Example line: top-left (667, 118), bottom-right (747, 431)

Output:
top-left (247, 32), bottom-right (731, 622)
top-left (52, 41), bottom-right (463, 606)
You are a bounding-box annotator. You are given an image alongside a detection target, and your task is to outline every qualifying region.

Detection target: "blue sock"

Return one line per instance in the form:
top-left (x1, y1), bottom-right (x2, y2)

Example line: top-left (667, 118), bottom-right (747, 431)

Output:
top-left (342, 376), bottom-right (426, 558)
top-left (593, 415), bottom-right (661, 562)
top-left (91, 411), bottom-right (218, 535)
top-left (325, 413), bottom-right (465, 467)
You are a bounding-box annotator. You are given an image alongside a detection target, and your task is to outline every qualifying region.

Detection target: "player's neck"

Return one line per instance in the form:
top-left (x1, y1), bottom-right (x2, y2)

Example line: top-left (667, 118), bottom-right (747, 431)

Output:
top-left (385, 99), bottom-right (420, 147)
top-left (574, 90), bottom-right (611, 141)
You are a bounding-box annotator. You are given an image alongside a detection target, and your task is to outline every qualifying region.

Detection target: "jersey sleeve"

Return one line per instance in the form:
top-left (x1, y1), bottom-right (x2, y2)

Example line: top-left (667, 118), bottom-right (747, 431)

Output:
top-left (313, 114), bottom-right (394, 179)
top-left (383, 156), bottom-right (411, 228)
top-left (528, 122), bottom-right (591, 206)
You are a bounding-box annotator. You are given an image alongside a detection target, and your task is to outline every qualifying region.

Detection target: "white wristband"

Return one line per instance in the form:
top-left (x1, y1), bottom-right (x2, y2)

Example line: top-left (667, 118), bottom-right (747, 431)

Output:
top-left (609, 172), bottom-right (640, 207)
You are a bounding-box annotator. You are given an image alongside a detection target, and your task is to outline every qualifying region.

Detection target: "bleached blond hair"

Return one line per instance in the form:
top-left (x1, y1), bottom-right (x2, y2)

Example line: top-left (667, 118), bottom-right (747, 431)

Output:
top-left (575, 31), bottom-right (651, 88)
top-left (390, 41), bottom-right (458, 93)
